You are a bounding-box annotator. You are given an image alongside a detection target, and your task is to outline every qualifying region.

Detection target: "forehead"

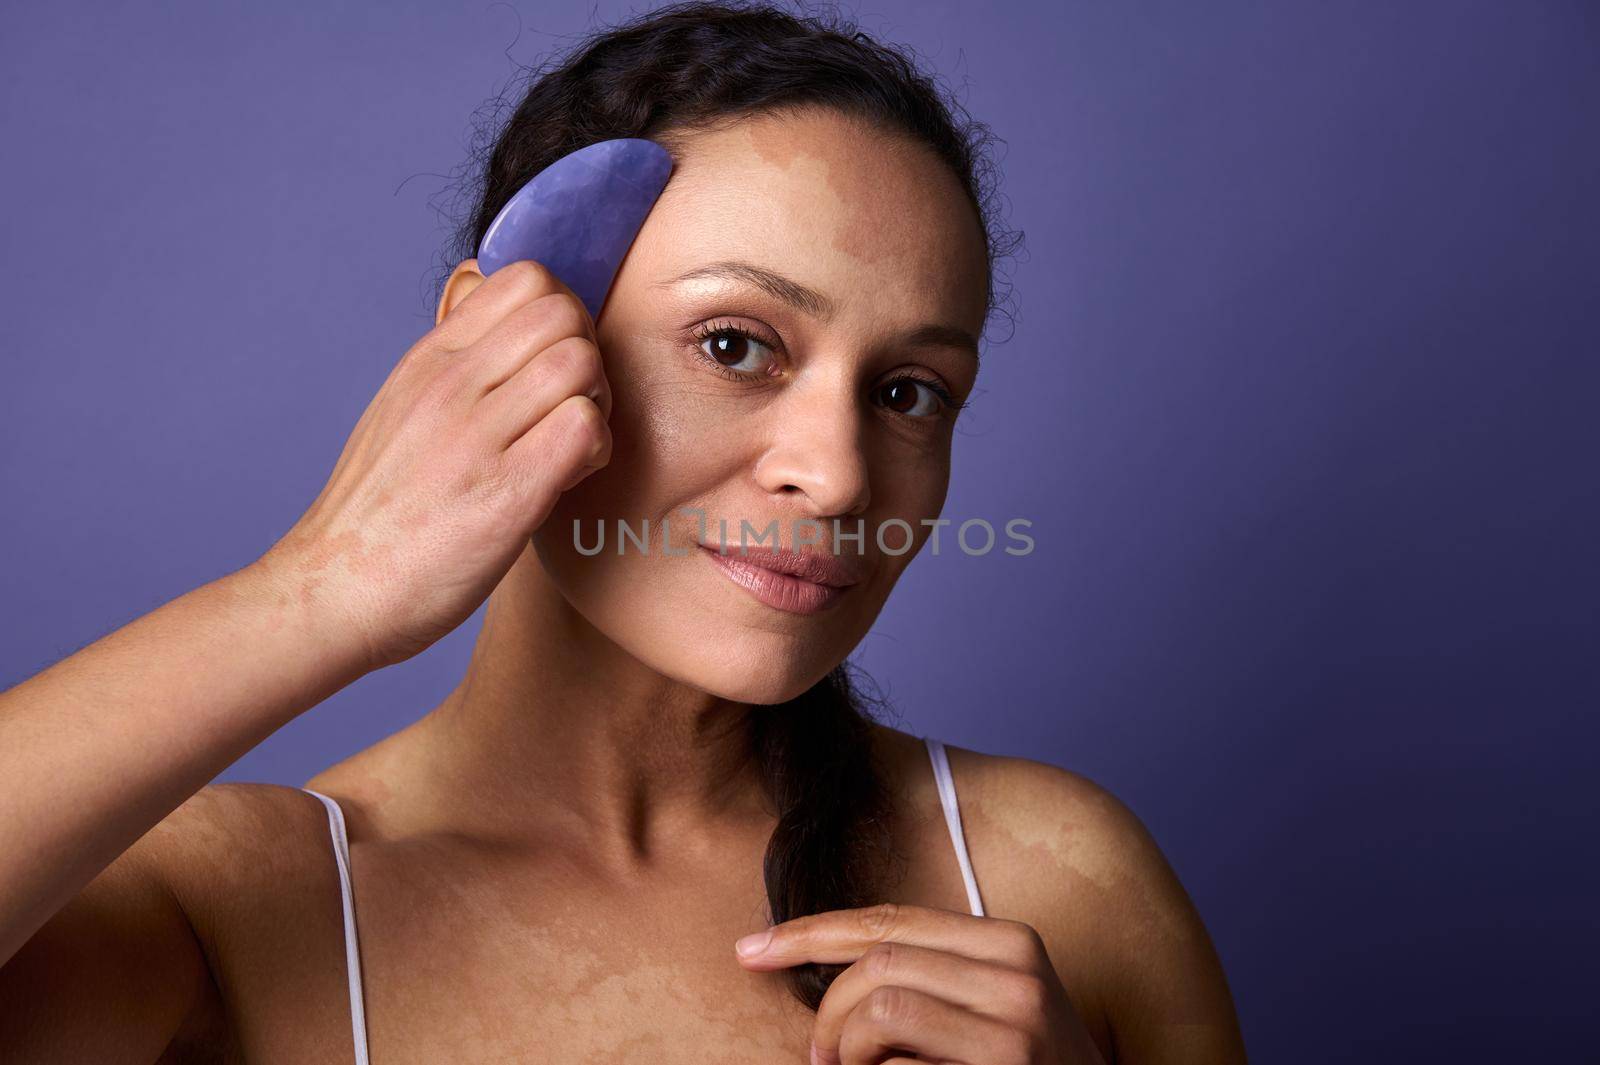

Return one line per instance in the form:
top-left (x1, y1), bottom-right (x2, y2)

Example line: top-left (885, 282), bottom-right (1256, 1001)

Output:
top-left (629, 108), bottom-right (988, 333)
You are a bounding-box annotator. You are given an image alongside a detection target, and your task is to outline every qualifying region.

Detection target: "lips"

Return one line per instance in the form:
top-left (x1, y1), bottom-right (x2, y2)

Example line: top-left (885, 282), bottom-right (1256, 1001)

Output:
top-left (697, 542), bottom-right (864, 588)
top-left (697, 542), bottom-right (864, 615)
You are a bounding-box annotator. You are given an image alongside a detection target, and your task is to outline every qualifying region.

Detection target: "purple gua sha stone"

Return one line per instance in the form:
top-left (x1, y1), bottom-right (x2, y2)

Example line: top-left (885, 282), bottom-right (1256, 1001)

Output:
top-left (475, 138), bottom-right (674, 321)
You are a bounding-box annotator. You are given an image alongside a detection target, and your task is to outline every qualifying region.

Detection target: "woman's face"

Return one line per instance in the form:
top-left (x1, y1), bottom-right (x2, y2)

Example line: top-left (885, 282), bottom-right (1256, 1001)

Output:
top-left (529, 107), bottom-right (989, 702)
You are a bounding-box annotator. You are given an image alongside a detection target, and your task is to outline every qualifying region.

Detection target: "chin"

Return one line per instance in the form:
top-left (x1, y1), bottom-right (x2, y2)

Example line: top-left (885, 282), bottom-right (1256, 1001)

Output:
top-left (604, 614), bottom-right (851, 703)
top-left (665, 637), bottom-right (843, 705)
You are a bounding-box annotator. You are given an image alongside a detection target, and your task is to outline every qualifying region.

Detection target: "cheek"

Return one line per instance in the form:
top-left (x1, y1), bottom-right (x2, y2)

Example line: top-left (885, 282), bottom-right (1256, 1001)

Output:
top-left (551, 353), bottom-right (747, 528)
top-left (862, 458), bottom-right (953, 577)
top-left (873, 453), bottom-right (952, 523)
top-left (617, 345), bottom-right (760, 483)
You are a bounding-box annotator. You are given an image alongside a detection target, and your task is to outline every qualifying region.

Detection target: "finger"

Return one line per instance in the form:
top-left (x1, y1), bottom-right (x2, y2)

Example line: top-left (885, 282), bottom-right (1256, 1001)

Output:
top-left (433, 259), bottom-right (594, 353)
top-left (503, 393), bottom-right (611, 508)
top-left (736, 903), bottom-right (1042, 972)
top-left (476, 335), bottom-right (611, 449)
top-left (811, 942), bottom-right (1042, 1062)
top-left (460, 290), bottom-right (600, 400)
top-left (832, 985), bottom-right (1023, 1065)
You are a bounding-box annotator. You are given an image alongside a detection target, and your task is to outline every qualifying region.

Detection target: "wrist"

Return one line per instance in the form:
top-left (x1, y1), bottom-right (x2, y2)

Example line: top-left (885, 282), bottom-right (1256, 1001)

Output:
top-left (231, 551), bottom-right (385, 682)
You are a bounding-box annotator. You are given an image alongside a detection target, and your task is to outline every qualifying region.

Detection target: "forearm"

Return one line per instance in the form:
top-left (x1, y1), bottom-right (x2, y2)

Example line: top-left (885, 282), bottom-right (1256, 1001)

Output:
top-left (0, 560), bottom-right (373, 963)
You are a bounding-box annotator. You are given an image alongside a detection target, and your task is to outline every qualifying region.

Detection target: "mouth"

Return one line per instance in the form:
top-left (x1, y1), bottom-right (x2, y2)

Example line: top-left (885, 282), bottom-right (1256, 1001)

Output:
top-left (697, 543), bottom-right (861, 615)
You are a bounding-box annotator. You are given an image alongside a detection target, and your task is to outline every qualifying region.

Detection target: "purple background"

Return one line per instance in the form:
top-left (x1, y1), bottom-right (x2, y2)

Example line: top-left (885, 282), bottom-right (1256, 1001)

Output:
top-left (3, 1), bottom-right (1595, 1058)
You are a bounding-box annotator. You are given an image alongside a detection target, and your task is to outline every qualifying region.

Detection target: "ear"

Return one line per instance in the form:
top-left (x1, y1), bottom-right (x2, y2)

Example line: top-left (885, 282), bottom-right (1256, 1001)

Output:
top-left (437, 258), bottom-right (488, 326)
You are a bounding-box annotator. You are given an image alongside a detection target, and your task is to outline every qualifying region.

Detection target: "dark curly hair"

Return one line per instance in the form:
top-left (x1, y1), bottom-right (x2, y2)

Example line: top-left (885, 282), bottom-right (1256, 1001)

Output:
top-left (429, 0), bottom-right (1022, 1013)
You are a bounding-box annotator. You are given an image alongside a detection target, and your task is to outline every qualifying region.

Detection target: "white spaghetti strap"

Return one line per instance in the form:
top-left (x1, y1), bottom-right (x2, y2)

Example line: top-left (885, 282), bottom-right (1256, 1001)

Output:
top-left (302, 788), bottom-right (372, 1065)
top-left (923, 737), bottom-right (986, 917)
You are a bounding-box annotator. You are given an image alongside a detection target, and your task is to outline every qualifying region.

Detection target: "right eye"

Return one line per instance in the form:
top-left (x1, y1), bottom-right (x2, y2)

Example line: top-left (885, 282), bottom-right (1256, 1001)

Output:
top-left (692, 321), bottom-right (781, 379)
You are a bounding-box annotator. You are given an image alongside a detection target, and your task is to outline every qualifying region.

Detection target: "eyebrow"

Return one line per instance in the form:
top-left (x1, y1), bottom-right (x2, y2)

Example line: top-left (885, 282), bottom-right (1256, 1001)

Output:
top-left (658, 258), bottom-right (980, 364)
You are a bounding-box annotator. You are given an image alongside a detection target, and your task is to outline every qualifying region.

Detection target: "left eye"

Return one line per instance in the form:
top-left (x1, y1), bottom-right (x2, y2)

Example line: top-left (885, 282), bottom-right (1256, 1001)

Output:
top-left (875, 379), bottom-right (943, 417)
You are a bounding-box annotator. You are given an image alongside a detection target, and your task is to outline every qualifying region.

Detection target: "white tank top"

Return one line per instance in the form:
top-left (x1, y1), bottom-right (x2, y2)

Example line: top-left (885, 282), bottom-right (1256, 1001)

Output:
top-left (301, 734), bottom-right (985, 1064)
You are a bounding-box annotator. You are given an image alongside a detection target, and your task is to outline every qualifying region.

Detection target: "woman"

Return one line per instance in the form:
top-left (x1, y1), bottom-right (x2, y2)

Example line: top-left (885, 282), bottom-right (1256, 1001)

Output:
top-left (0, 2), bottom-right (1245, 1061)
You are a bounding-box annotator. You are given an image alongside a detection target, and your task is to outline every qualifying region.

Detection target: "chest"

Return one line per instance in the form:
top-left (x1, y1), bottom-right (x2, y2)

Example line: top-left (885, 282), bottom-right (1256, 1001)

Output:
top-left (348, 857), bottom-right (822, 1063)
top-left (210, 824), bottom-right (972, 1064)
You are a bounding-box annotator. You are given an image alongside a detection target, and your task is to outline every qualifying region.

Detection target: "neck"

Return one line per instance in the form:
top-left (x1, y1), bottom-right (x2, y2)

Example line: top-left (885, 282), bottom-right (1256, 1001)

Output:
top-left (392, 551), bottom-right (771, 871)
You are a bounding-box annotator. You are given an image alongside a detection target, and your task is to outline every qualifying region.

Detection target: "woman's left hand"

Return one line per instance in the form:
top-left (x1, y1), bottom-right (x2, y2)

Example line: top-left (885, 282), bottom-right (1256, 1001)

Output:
top-left (733, 902), bottom-right (1108, 1065)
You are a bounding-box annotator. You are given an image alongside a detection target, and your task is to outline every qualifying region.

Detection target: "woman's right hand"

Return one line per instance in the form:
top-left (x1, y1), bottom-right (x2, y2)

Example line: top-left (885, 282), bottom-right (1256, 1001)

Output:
top-left (255, 259), bottom-right (613, 671)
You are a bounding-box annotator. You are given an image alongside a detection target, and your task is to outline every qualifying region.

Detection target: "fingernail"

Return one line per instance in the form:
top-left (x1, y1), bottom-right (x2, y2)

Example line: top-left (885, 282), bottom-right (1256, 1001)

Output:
top-left (735, 929), bottom-right (772, 957)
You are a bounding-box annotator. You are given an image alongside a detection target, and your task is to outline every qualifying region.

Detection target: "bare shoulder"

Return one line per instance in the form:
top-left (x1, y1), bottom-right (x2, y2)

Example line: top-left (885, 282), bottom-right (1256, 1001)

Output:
top-left (148, 781), bottom-right (327, 874)
top-left (0, 781), bottom-right (334, 1061)
top-left (142, 781), bottom-right (337, 941)
top-left (945, 744), bottom-right (1249, 1064)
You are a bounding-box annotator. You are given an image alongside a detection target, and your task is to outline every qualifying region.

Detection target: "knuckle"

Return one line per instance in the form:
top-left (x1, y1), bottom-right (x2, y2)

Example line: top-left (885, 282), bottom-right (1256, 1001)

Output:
top-left (860, 941), bottom-right (898, 981)
top-left (543, 343), bottom-right (609, 426)
top-left (1003, 919), bottom-right (1047, 964)
top-left (855, 902), bottom-right (903, 941)
top-left (528, 338), bottom-right (580, 391)
top-left (1002, 970), bottom-right (1050, 1015)
top-left (430, 347), bottom-right (474, 390)
top-left (559, 395), bottom-right (609, 458)
top-left (862, 984), bottom-right (916, 1028)
top-left (530, 290), bottom-right (591, 340)
top-left (502, 258), bottom-right (558, 294)
top-left (542, 336), bottom-right (601, 393)
top-left (398, 335), bottom-right (445, 369)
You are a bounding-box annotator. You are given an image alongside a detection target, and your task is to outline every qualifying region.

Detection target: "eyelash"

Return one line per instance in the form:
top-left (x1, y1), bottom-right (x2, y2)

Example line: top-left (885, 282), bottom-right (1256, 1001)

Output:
top-left (687, 320), bottom-right (968, 417)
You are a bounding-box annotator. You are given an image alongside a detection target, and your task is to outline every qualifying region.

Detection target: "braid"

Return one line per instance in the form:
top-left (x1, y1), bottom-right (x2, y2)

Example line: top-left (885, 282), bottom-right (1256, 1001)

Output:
top-left (749, 662), bottom-right (902, 1009)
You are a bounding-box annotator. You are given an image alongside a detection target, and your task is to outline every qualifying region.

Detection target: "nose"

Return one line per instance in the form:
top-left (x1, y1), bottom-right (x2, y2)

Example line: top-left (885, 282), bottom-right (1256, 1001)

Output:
top-left (752, 377), bottom-right (872, 521)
